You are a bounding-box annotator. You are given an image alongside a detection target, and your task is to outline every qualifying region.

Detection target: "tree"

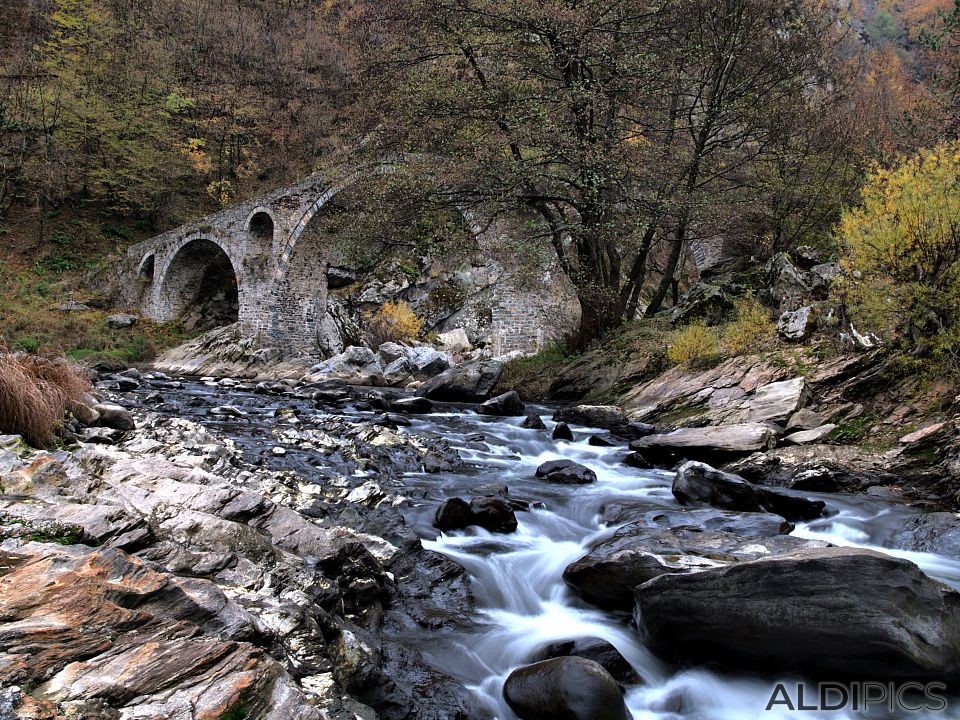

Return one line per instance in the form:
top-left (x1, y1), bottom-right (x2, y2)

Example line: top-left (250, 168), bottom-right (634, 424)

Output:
top-left (349, 0), bottom-right (848, 344)
top-left (836, 142), bottom-right (960, 372)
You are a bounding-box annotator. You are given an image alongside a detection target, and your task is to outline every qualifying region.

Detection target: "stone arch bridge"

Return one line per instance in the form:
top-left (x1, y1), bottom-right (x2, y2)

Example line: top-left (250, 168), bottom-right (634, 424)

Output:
top-left (124, 169), bottom-right (581, 357)
top-left (127, 171), bottom-right (370, 354)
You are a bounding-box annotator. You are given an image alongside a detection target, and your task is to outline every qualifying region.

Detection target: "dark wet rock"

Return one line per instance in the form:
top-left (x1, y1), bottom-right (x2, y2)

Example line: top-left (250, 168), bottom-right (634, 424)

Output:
top-left (434, 496), bottom-right (518, 534)
top-left (552, 423), bottom-right (574, 441)
top-left (563, 522), bottom-right (824, 610)
top-left (635, 548), bottom-right (960, 682)
top-left (609, 422), bottom-right (656, 441)
top-left (553, 405), bottom-right (625, 429)
top-left (535, 459), bottom-right (597, 485)
top-left (522, 414), bottom-right (547, 430)
top-left (587, 434), bottom-right (617, 447)
top-left (92, 403), bottom-right (136, 431)
top-left (539, 638), bottom-right (642, 685)
top-left (469, 496), bottom-right (520, 533)
top-left (673, 461), bottom-right (825, 521)
top-left (724, 451), bottom-right (884, 494)
top-left (113, 376), bottom-right (141, 392)
top-left (390, 396), bottom-right (434, 414)
top-left (622, 451), bottom-right (652, 469)
top-left (892, 513), bottom-right (960, 556)
top-left (476, 391), bottom-right (525, 417)
top-left (503, 656), bottom-right (630, 720)
top-left (416, 360), bottom-right (503, 402)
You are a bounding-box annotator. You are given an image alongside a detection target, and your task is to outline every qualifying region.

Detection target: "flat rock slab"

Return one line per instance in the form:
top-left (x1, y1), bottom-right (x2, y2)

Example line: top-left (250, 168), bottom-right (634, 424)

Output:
top-left (632, 423), bottom-right (777, 462)
top-left (784, 424), bottom-right (837, 445)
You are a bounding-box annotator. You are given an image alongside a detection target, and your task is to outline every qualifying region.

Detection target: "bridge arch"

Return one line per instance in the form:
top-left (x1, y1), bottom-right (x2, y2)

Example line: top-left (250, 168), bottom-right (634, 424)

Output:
top-left (247, 207), bottom-right (276, 243)
top-left (154, 235), bottom-right (242, 331)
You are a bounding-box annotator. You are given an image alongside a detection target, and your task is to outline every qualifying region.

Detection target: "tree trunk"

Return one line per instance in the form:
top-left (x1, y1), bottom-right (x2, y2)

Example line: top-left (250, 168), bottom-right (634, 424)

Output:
top-left (575, 287), bottom-right (623, 349)
top-left (645, 226), bottom-right (686, 316)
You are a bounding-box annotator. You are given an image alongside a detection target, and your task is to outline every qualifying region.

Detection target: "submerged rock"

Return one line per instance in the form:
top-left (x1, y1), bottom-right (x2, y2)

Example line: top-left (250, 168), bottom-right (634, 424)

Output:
top-left (535, 459), bottom-right (597, 485)
top-left (635, 547), bottom-right (960, 682)
top-left (503, 657), bottom-right (630, 720)
top-left (539, 638), bottom-right (642, 685)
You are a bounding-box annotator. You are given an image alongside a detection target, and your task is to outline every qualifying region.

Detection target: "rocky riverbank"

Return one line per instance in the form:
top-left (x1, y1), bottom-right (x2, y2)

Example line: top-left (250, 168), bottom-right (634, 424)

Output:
top-left (0, 373), bottom-right (485, 720)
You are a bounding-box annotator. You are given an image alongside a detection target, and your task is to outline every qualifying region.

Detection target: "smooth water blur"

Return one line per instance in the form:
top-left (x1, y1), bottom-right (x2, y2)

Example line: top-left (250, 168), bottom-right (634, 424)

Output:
top-left (130, 380), bottom-right (960, 719)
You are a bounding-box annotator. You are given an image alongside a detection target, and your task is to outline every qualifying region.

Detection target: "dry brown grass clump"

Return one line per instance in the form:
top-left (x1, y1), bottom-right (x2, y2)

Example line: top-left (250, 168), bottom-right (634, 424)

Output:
top-left (0, 351), bottom-right (92, 447)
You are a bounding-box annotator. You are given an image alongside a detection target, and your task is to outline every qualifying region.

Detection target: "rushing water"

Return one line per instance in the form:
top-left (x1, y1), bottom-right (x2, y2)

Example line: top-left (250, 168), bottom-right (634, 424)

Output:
top-left (131, 378), bottom-right (960, 720)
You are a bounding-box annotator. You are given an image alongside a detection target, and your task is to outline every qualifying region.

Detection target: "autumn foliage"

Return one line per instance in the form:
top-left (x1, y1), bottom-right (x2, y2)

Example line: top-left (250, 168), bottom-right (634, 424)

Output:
top-left (837, 142), bottom-right (960, 372)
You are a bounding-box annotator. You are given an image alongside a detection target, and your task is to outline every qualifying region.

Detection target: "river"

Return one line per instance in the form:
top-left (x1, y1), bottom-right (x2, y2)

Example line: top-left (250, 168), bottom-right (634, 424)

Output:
top-left (129, 376), bottom-right (960, 720)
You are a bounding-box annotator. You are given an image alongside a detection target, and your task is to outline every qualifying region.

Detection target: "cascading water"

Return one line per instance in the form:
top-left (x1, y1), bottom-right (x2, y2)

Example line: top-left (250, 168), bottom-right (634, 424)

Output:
top-left (130, 379), bottom-right (960, 720)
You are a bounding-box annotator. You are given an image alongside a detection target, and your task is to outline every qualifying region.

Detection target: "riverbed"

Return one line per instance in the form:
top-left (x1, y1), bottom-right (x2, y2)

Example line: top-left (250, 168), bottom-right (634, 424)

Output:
top-left (127, 376), bottom-right (960, 720)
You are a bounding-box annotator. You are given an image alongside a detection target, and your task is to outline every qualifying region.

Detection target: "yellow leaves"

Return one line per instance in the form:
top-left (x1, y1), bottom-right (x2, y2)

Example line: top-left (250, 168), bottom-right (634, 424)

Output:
top-left (206, 179), bottom-right (233, 207)
top-left (181, 138), bottom-right (212, 174)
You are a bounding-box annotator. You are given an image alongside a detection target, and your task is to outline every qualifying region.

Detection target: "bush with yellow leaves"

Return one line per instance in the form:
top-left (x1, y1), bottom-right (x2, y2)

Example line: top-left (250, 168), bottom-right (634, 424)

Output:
top-left (835, 142), bottom-right (960, 374)
top-left (722, 295), bottom-right (776, 356)
top-left (365, 301), bottom-right (425, 347)
top-left (667, 321), bottom-right (720, 368)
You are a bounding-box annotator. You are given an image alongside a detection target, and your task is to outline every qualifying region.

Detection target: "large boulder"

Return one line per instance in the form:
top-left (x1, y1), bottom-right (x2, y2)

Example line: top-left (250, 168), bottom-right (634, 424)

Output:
top-left (416, 361), bottom-right (503, 402)
top-left (476, 391), bottom-right (525, 417)
top-left (672, 461), bottom-right (825, 521)
top-left (535, 460), bottom-right (597, 485)
top-left (563, 521), bottom-right (825, 610)
top-left (502, 657), bottom-right (631, 720)
top-left (406, 347), bottom-right (451, 376)
top-left (634, 547), bottom-right (960, 681)
top-left (631, 423), bottom-right (778, 463)
top-left (553, 405), bottom-right (625, 429)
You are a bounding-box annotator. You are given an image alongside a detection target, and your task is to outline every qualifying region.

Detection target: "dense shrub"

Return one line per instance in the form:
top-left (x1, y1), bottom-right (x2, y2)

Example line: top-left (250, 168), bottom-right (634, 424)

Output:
top-left (0, 352), bottom-right (91, 447)
top-left (364, 301), bottom-right (424, 347)
top-left (836, 142), bottom-right (960, 375)
top-left (667, 322), bottom-right (720, 368)
top-left (722, 295), bottom-right (776, 356)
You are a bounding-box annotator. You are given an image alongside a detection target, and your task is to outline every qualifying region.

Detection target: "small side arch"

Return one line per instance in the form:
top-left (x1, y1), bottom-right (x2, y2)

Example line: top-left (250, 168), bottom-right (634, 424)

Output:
top-left (247, 207), bottom-right (276, 243)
